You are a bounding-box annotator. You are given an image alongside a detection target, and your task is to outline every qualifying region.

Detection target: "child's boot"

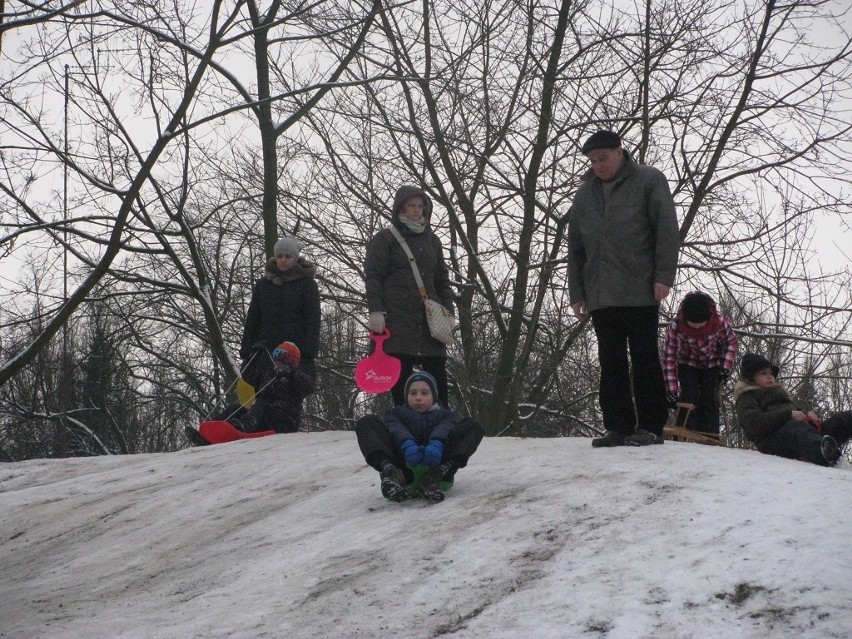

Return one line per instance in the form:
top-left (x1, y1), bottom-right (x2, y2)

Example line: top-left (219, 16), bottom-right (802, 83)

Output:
top-left (380, 463), bottom-right (410, 502)
top-left (418, 467), bottom-right (445, 502)
top-left (821, 435), bottom-right (840, 466)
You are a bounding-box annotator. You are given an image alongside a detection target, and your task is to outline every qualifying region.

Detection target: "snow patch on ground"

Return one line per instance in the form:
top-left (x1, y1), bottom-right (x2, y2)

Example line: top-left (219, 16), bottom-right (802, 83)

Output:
top-left (1, 433), bottom-right (850, 638)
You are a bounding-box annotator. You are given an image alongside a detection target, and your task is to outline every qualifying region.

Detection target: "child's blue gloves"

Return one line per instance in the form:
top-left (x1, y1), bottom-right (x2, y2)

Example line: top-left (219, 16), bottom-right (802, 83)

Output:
top-left (422, 440), bottom-right (444, 468)
top-left (401, 439), bottom-right (422, 466)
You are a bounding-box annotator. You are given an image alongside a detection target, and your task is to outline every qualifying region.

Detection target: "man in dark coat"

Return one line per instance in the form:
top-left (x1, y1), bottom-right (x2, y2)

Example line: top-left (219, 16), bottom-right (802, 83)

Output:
top-left (567, 130), bottom-right (680, 447)
top-left (364, 185), bottom-right (455, 406)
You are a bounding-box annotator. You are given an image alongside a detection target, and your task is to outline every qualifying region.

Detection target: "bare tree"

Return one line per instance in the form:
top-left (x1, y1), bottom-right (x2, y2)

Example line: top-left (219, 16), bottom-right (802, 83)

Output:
top-left (290, 0), bottom-right (851, 434)
top-left (2, 0), bottom-right (850, 456)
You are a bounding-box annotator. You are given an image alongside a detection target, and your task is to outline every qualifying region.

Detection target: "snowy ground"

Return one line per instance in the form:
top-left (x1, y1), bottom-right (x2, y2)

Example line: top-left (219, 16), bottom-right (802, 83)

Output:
top-left (1, 432), bottom-right (850, 639)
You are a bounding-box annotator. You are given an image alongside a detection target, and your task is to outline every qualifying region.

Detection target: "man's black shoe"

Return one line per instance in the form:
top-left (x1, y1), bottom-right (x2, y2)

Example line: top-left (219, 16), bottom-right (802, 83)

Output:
top-left (592, 430), bottom-right (626, 448)
top-left (625, 428), bottom-right (665, 446)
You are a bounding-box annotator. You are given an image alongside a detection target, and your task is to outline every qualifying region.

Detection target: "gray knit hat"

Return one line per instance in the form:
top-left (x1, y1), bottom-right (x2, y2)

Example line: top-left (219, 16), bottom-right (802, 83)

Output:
top-left (273, 236), bottom-right (300, 259)
top-left (404, 370), bottom-right (438, 401)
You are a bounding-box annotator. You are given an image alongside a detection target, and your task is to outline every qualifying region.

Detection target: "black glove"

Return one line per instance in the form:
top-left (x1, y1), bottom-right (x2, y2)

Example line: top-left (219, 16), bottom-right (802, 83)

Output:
top-left (274, 363), bottom-right (294, 379)
top-left (666, 391), bottom-right (679, 407)
top-left (718, 368), bottom-right (731, 383)
top-left (252, 340), bottom-right (268, 351)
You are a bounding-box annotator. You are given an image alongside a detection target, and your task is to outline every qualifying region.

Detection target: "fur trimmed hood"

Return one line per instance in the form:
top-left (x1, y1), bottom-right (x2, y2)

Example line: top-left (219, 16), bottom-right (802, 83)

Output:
top-left (264, 256), bottom-right (317, 285)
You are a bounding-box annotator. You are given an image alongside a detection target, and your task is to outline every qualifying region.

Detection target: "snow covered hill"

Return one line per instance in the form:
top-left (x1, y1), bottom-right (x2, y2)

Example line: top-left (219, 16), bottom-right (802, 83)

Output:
top-left (1, 433), bottom-right (850, 639)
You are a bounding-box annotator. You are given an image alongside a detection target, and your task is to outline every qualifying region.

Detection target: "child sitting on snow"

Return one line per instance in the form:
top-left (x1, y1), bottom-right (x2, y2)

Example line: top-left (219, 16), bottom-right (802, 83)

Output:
top-left (733, 353), bottom-right (851, 466)
top-left (355, 371), bottom-right (483, 503)
top-left (662, 291), bottom-right (738, 433)
top-left (226, 341), bottom-right (316, 433)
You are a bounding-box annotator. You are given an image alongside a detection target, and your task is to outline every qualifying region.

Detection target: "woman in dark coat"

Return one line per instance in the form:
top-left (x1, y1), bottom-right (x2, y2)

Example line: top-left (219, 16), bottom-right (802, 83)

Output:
top-left (239, 236), bottom-right (320, 430)
top-left (364, 186), bottom-right (455, 406)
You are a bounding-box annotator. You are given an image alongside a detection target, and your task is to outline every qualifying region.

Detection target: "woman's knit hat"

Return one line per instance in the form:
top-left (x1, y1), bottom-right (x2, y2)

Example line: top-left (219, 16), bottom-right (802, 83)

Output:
top-left (740, 353), bottom-right (779, 381)
top-left (680, 292), bottom-right (713, 323)
top-left (273, 236), bottom-right (300, 259)
top-left (404, 370), bottom-right (438, 401)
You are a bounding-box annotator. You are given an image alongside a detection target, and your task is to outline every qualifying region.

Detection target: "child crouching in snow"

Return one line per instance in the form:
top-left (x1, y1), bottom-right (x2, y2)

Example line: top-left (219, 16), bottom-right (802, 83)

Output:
top-left (355, 371), bottom-right (484, 503)
top-left (733, 353), bottom-right (851, 466)
top-left (662, 291), bottom-right (737, 434)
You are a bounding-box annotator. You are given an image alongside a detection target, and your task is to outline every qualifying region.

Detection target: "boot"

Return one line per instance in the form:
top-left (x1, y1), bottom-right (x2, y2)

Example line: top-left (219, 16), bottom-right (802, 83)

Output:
top-left (184, 426), bottom-right (210, 447)
top-left (821, 435), bottom-right (840, 466)
top-left (592, 430), bottom-right (626, 448)
top-left (625, 428), bottom-right (664, 446)
top-left (418, 467), bottom-right (445, 502)
top-left (380, 465), bottom-right (410, 502)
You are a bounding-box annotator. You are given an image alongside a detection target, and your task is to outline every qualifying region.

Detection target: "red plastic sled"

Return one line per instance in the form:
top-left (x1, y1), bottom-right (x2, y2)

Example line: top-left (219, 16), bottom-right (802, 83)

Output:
top-left (355, 329), bottom-right (401, 394)
top-left (198, 420), bottom-right (276, 445)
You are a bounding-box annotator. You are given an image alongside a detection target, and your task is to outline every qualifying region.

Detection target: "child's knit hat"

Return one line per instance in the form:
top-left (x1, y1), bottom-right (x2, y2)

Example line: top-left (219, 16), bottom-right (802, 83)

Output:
top-left (404, 370), bottom-right (438, 401)
top-left (272, 342), bottom-right (301, 369)
top-left (740, 353), bottom-right (779, 381)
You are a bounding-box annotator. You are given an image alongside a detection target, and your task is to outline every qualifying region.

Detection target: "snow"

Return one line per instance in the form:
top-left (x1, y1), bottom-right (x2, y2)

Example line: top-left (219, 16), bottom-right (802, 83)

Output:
top-left (1, 433), bottom-right (850, 639)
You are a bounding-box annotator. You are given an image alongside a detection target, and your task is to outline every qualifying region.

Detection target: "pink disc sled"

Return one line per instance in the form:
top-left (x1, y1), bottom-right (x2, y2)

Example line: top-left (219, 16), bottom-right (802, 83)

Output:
top-left (355, 329), bottom-right (401, 394)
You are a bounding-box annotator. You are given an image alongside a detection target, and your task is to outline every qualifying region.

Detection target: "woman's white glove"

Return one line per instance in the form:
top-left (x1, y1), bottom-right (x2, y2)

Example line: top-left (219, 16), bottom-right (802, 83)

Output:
top-left (368, 312), bottom-right (386, 334)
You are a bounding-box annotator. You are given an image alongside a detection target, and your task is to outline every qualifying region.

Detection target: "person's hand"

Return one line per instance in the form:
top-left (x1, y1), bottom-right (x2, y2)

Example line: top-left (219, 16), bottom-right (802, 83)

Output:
top-left (806, 411), bottom-right (820, 422)
top-left (717, 368), bottom-right (731, 383)
top-left (252, 340), bottom-right (267, 351)
top-left (401, 439), bottom-right (422, 466)
top-left (368, 311), bottom-right (386, 334)
top-left (274, 363), bottom-right (293, 380)
top-left (654, 282), bottom-right (671, 302)
top-left (666, 392), bottom-right (679, 407)
top-left (571, 301), bottom-right (588, 321)
top-left (422, 440), bottom-right (444, 468)
top-left (791, 410), bottom-right (807, 422)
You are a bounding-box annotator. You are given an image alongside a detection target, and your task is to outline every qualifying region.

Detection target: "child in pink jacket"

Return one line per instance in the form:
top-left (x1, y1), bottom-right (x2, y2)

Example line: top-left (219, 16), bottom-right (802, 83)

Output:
top-left (662, 292), bottom-right (737, 433)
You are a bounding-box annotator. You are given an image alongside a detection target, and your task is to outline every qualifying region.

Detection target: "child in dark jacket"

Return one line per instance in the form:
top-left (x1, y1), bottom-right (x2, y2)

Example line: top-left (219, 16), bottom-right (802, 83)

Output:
top-left (733, 353), bottom-right (851, 466)
top-left (355, 371), bottom-right (484, 502)
top-left (662, 291), bottom-right (738, 434)
top-left (226, 341), bottom-right (316, 433)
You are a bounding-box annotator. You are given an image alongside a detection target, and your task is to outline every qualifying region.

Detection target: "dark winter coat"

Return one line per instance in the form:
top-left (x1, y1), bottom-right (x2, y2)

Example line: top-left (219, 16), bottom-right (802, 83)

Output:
top-left (219, 362), bottom-right (316, 434)
top-left (733, 381), bottom-right (799, 446)
top-left (364, 186), bottom-right (454, 357)
top-left (567, 150), bottom-right (680, 312)
top-left (250, 364), bottom-right (316, 433)
top-left (240, 257), bottom-right (321, 368)
top-left (382, 403), bottom-right (458, 446)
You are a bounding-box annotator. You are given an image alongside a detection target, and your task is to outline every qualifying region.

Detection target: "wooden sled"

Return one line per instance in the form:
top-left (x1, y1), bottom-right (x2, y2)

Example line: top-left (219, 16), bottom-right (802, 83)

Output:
top-left (663, 402), bottom-right (726, 446)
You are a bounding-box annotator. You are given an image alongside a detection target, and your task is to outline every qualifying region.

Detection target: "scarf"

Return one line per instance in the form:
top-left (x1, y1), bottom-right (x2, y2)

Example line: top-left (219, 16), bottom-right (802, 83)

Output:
top-left (399, 216), bottom-right (428, 234)
top-left (678, 311), bottom-right (722, 338)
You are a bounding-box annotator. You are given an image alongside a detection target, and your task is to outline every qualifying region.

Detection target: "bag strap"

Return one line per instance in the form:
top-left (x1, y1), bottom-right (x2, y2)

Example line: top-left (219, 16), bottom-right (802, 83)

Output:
top-left (387, 226), bottom-right (428, 299)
